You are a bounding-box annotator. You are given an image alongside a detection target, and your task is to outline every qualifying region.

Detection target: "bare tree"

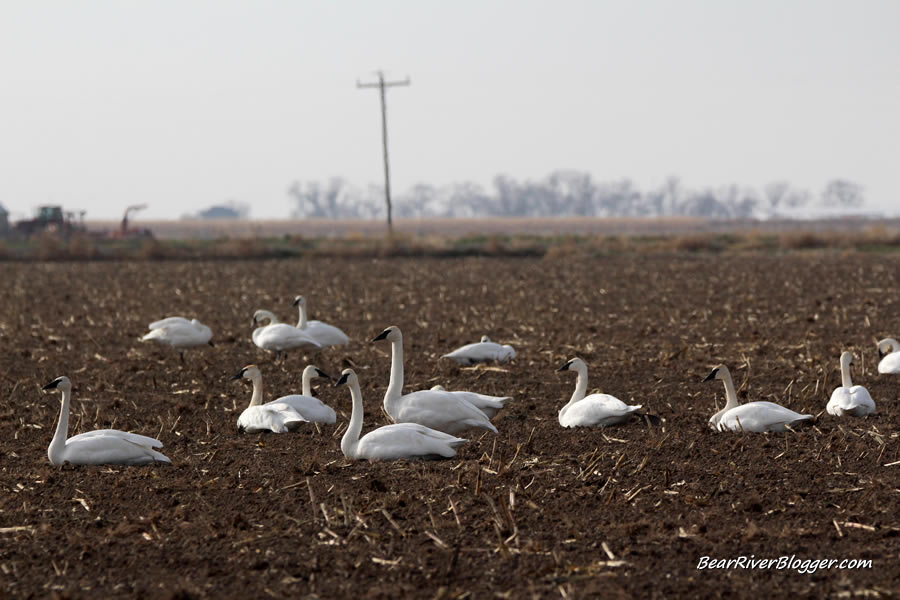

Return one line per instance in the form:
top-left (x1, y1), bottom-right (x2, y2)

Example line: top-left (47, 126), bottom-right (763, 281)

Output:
top-left (821, 179), bottom-right (865, 208)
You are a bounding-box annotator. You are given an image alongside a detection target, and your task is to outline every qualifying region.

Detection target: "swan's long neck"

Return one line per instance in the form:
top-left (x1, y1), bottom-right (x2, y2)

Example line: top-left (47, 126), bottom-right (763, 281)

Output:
top-left (384, 336), bottom-right (404, 406)
top-left (248, 372), bottom-right (264, 407)
top-left (296, 302), bottom-right (308, 329)
top-left (561, 363), bottom-right (588, 416)
top-left (48, 388), bottom-right (71, 465)
top-left (341, 381), bottom-right (364, 458)
top-left (840, 355), bottom-right (853, 388)
top-left (302, 367), bottom-right (313, 396)
top-left (721, 370), bottom-right (740, 410)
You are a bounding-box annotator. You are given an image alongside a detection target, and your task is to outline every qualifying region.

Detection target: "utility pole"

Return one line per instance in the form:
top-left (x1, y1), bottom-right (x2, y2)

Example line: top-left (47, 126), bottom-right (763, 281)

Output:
top-left (357, 70), bottom-right (410, 234)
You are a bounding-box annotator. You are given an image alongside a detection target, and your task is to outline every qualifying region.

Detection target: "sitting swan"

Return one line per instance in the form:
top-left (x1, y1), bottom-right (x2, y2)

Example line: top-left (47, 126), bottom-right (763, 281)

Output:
top-left (293, 295), bottom-right (350, 347)
top-left (373, 326), bottom-right (511, 420)
top-left (703, 365), bottom-right (814, 432)
top-left (442, 336), bottom-right (516, 365)
top-left (42, 376), bottom-right (171, 466)
top-left (827, 351), bottom-right (875, 417)
top-left (335, 369), bottom-right (467, 461)
top-left (141, 316), bottom-right (213, 362)
top-left (557, 358), bottom-right (643, 427)
top-left (231, 365), bottom-right (309, 433)
top-left (252, 309), bottom-right (322, 361)
top-left (877, 338), bottom-right (900, 374)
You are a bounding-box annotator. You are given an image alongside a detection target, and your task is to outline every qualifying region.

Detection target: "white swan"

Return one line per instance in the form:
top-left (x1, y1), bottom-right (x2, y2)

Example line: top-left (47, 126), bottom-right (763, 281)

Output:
top-left (141, 316), bottom-right (213, 362)
top-left (703, 365), bottom-right (814, 432)
top-left (231, 365), bottom-right (309, 433)
top-left (42, 376), bottom-right (171, 466)
top-left (877, 338), bottom-right (900, 374)
top-left (335, 369), bottom-right (467, 460)
top-left (373, 325), bottom-right (511, 420)
top-left (293, 295), bottom-right (350, 347)
top-left (442, 335), bottom-right (516, 365)
top-left (252, 309), bottom-right (322, 361)
top-left (557, 358), bottom-right (643, 427)
top-left (827, 351), bottom-right (875, 417)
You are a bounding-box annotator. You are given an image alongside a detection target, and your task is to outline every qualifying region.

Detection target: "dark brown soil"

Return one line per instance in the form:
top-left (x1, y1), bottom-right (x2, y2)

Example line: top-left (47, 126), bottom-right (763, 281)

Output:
top-left (2, 254), bottom-right (899, 599)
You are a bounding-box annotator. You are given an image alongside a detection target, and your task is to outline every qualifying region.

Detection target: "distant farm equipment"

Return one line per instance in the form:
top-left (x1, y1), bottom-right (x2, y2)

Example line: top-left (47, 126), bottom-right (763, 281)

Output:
top-left (108, 204), bottom-right (154, 240)
top-left (13, 205), bottom-right (86, 238)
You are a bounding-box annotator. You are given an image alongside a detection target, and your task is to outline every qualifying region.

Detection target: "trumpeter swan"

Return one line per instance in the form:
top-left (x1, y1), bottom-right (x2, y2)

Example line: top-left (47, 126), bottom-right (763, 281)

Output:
top-left (141, 316), bottom-right (213, 362)
top-left (231, 365), bottom-right (309, 433)
top-left (251, 309), bottom-right (322, 361)
top-left (373, 325), bottom-right (511, 420)
top-left (827, 351), bottom-right (875, 417)
top-left (557, 358), bottom-right (643, 427)
top-left (293, 295), bottom-right (350, 347)
top-left (335, 369), bottom-right (467, 460)
top-left (42, 376), bottom-right (171, 466)
top-left (703, 365), bottom-right (813, 432)
top-left (442, 336), bottom-right (516, 365)
top-left (877, 338), bottom-right (900, 374)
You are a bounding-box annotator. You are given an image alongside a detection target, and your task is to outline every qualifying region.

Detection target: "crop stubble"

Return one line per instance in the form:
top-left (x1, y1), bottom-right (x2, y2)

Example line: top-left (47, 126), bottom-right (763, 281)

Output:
top-left (1, 254), bottom-right (899, 598)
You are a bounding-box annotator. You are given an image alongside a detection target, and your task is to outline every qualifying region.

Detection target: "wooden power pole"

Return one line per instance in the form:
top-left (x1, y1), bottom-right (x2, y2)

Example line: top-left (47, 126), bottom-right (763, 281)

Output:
top-left (357, 70), bottom-right (410, 233)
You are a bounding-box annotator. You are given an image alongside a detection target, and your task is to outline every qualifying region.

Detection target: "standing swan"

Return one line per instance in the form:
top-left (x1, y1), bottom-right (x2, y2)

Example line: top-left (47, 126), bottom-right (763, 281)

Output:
top-left (293, 295), bottom-right (350, 347)
top-left (141, 316), bottom-right (213, 362)
top-left (335, 369), bottom-right (467, 460)
top-left (557, 358), bottom-right (643, 427)
top-left (442, 336), bottom-right (516, 365)
top-left (827, 351), bottom-right (875, 417)
top-left (42, 377), bottom-right (171, 466)
top-left (373, 326), bottom-right (511, 420)
top-left (877, 338), bottom-right (900, 374)
top-left (231, 365), bottom-right (309, 432)
top-left (251, 309), bottom-right (322, 361)
top-left (702, 365), bottom-right (814, 432)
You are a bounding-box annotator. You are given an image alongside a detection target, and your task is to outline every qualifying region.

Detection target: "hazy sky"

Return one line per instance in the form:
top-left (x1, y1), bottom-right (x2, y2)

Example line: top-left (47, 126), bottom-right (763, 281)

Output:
top-left (1, 1), bottom-right (898, 220)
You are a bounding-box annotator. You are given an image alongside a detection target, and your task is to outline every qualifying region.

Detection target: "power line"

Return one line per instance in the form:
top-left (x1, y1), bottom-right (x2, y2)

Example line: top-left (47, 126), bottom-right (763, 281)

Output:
top-left (357, 70), bottom-right (410, 233)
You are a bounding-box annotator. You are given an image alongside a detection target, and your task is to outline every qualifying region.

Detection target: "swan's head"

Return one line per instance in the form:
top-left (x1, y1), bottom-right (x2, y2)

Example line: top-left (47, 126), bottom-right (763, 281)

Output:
top-left (334, 368), bottom-right (359, 388)
top-left (480, 335), bottom-right (492, 343)
top-left (252, 310), bottom-right (276, 326)
top-left (292, 295), bottom-right (306, 308)
top-left (557, 357), bottom-right (586, 373)
top-left (304, 365), bottom-right (330, 380)
top-left (231, 364), bottom-right (261, 382)
top-left (877, 338), bottom-right (898, 359)
top-left (702, 365), bottom-right (730, 382)
top-left (372, 326), bottom-right (401, 343)
top-left (42, 376), bottom-right (72, 393)
top-left (840, 350), bottom-right (854, 369)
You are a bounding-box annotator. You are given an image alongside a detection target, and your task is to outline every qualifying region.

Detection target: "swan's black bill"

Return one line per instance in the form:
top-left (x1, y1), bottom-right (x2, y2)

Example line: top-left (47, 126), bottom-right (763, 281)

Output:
top-left (315, 368), bottom-right (331, 379)
top-left (208, 340), bottom-right (215, 347)
top-left (557, 360), bottom-right (574, 372)
top-left (292, 296), bottom-right (303, 306)
top-left (879, 349), bottom-right (885, 360)
top-left (702, 368), bottom-right (719, 382)
top-left (231, 369), bottom-right (246, 380)
top-left (335, 372), bottom-right (350, 387)
top-left (42, 377), bottom-right (64, 391)
top-left (372, 329), bottom-right (391, 342)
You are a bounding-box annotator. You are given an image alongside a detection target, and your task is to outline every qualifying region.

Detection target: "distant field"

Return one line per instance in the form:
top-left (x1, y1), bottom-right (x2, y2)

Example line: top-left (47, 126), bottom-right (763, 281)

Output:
top-left (85, 216), bottom-right (900, 240)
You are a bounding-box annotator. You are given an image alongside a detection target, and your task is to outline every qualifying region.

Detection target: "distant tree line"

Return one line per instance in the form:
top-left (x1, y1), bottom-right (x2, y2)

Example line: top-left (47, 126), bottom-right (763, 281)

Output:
top-left (287, 172), bottom-right (865, 220)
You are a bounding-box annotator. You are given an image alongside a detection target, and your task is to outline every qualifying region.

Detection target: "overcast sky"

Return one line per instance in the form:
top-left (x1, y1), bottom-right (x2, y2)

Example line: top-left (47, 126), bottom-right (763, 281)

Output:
top-left (1, 1), bottom-right (897, 220)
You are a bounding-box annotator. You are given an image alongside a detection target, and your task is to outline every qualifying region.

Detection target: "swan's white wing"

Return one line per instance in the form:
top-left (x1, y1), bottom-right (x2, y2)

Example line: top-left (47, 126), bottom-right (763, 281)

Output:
top-left (389, 390), bottom-right (498, 434)
top-left (238, 403), bottom-right (307, 433)
top-left (142, 321), bottom-right (212, 347)
top-left (560, 394), bottom-right (641, 428)
top-left (357, 423), bottom-right (466, 460)
top-left (63, 433), bottom-right (170, 465)
top-left (271, 394), bottom-right (336, 424)
top-left (718, 401), bottom-right (813, 432)
top-left (304, 321), bottom-right (350, 347)
top-left (442, 342), bottom-right (515, 364)
top-left (444, 390), bottom-right (511, 418)
top-left (253, 324), bottom-right (322, 352)
top-left (147, 316), bottom-right (192, 330)
top-left (68, 429), bottom-right (164, 448)
top-left (878, 352), bottom-right (900, 374)
top-left (828, 386), bottom-right (875, 416)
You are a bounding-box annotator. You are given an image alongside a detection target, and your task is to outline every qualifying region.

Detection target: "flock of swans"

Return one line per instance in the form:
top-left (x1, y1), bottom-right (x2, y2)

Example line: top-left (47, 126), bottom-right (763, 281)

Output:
top-left (40, 293), bottom-right (900, 466)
